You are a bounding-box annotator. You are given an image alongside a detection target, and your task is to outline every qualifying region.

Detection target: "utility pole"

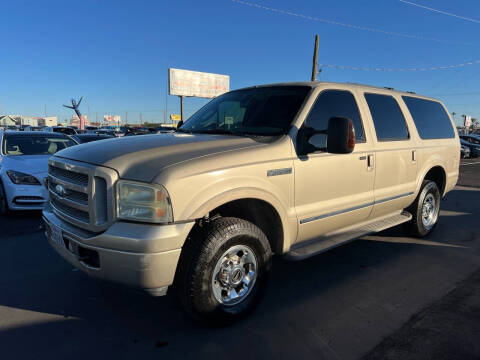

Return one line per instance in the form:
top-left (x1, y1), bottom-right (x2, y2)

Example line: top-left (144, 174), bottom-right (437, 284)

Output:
top-left (180, 96), bottom-right (184, 121)
top-left (166, 76), bottom-right (169, 123)
top-left (96, 112), bottom-right (98, 123)
top-left (125, 111), bottom-right (128, 126)
top-left (311, 35), bottom-right (319, 81)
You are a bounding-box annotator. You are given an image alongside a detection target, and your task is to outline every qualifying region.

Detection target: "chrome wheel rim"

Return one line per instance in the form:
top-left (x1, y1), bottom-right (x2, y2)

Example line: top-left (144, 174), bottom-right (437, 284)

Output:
top-left (211, 244), bottom-right (258, 306)
top-left (421, 193), bottom-right (437, 229)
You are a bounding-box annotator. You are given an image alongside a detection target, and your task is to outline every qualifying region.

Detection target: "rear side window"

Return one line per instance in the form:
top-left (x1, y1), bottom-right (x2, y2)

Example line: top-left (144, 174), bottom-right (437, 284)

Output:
top-left (365, 93), bottom-right (409, 141)
top-left (402, 96), bottom-right (455, 139)
top-left (305, 90), bottom-right (365, 149)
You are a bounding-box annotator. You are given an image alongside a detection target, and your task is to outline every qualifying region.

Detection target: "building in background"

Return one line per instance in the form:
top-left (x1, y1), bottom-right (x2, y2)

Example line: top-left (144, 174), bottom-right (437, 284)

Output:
top-left (70, 114), bottom-right (89, 128)
top-left (38, 116), bottom-right (58, 126)
top-left (0, 115), bottom-right (18, 126)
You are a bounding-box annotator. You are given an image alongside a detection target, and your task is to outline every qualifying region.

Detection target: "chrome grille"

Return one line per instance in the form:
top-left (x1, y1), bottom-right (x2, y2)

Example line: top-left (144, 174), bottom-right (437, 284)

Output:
top-left (48, 180), bottom-right (88, 205)
top-left (48, 158), bottom-right (117, 232)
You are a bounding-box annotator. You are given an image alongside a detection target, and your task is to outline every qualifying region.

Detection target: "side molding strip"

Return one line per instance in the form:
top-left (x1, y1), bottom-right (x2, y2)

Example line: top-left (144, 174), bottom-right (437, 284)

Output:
top-left (300, 191), bottom-right (414, 224)
top-left (374, 192), bottom-right (414, 205)
top-left (300, 202), bottom-right (374, 224)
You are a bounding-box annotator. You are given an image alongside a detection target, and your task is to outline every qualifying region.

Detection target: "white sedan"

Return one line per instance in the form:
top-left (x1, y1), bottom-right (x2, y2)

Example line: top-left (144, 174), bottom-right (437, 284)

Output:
top-left (0, 131), bottom-right (77, 214)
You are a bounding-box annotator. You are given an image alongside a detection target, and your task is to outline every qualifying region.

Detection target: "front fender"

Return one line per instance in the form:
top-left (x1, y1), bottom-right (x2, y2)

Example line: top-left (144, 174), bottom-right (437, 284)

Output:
top-left (182, 185), bottom-right (296, 253)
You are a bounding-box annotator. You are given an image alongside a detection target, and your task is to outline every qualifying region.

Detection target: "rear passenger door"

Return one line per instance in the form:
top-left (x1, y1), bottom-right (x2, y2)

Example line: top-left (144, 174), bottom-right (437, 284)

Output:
top-left (362, 92), bottom-right (417, 219)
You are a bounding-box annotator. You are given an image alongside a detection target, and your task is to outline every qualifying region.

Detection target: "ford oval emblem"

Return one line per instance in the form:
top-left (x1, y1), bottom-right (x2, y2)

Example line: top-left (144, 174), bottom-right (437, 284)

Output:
top-left (55, 184), bottom-right (66, 198)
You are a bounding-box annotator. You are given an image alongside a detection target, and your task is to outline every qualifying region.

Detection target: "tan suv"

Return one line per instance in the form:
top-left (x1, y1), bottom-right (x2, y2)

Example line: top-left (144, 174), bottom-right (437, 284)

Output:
top-left (43, 82), bottom-right (459, 322)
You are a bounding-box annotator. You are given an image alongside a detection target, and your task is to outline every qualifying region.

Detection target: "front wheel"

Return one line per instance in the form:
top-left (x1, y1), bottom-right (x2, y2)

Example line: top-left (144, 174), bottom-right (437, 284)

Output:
top-left (177, 217), bottom-right (272, 324)
top-left (405, 180), bottom-right (441, 237)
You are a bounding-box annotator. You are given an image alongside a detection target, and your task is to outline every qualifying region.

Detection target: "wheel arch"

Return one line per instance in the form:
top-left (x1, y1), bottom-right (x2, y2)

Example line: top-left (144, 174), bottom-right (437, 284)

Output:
top-left (185, 189), bottom-right (294, 255)
top-left (417, 165), bottom-right (447, 197)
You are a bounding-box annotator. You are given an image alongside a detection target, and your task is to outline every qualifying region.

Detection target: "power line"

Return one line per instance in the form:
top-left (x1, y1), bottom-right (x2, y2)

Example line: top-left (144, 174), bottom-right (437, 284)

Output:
top-left (319, 59), bottom-right (480, 72)
top-left (231, 0), bottom-right (475, 45)
top-left (399, 0), bottom-right (480, 24)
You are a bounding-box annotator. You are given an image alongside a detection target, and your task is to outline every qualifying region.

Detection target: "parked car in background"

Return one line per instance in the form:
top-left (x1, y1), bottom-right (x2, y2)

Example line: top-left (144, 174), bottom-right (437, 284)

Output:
top-left (0, 131), bottom-right (77, 214)
top-left (460, 135), bottom-right (480, 157)
top-left (124, 127), bottom-right (151, 136)
top-left (100, 126), bottom-right (124, 137)
top-left (94, 129), bottom-right (117, 137)
top-left (85, 126), bottom-right (99, 133)
top-left (461, 144), bottom-right (470, 158)
top-left (156, 126), bottom-right (176, 134)
top-left (24, 126), bottom-right (45, 132)
top-left (71, 133), bottom-right (115, 144)
top-left (45, 126), bottom-right (77, 136)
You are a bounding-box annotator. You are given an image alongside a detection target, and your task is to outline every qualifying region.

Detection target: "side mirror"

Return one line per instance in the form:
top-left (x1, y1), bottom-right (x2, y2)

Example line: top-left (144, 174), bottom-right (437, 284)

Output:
top-left (327, 117), bottom-right (355, 154)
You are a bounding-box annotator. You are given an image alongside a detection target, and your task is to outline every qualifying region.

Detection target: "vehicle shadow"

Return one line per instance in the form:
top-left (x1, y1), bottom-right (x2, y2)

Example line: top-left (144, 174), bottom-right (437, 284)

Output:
top-left (0, 188), bottom-right (478, 359)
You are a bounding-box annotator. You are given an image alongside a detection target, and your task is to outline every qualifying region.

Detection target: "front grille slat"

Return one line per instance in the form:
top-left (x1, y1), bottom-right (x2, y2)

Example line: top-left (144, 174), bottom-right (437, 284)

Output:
top-left (48, 165), bottom-right (88, 186)
top-left (51, 197), bottom-right (90, 223)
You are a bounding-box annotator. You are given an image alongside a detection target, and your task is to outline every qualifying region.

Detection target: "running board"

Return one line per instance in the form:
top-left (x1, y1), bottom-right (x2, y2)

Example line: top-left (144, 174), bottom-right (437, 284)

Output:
top-left (285, 211), bottom-right (412, 261)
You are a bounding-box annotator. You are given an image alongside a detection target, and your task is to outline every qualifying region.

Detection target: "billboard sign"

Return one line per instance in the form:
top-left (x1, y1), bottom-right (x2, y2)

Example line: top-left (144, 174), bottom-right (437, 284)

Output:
top-left (465, 115), bottom-right (472, 127)
top-left (170, 114), bottom-right (181, 121)
top-left (169, 68), bottom-right (229, 98)
top-left (104, 115), bottom-right (121, 123)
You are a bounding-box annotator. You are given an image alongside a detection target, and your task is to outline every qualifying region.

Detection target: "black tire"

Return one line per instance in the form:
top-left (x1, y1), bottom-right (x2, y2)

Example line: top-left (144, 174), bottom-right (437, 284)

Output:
top-left (405, 180), bottom-right (441, 238)
top-left (0, 181), bottom-right (10, 215)
top-left (176, 217), bottom-right (272, 324)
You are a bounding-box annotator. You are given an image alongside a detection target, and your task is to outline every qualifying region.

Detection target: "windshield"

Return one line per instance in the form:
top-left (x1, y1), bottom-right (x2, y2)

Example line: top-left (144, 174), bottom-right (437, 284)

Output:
top-left (180, 86), bottom-right (310, 136)
top-left (2, 135), bottom-right (76, 155)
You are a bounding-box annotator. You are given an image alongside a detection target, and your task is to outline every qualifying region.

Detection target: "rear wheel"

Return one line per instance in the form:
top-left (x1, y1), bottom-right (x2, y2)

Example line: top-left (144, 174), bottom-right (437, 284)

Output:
top-left (177, 217), bottom-right (272, 324)
top-left (405, 180), bottom-right (440, 237)
top-left (0, 181), bottom-right (10, 215)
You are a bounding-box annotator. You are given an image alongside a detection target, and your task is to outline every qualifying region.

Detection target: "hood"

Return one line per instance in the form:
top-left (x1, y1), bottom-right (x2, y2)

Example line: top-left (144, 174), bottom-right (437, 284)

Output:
top-left (1, 155), bottom-right (50, 175)
top-left (54, 133), bottom-right (266, 181)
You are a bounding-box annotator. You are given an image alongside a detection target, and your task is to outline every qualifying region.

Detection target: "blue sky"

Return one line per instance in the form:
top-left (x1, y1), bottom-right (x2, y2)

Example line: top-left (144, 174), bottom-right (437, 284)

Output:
top-left (1, 0), bottom-right (479, 125)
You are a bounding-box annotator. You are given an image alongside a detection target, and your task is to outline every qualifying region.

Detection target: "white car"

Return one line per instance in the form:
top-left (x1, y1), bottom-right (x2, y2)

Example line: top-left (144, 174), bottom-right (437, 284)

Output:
top-left (0, 131), bottom-right (77, 214)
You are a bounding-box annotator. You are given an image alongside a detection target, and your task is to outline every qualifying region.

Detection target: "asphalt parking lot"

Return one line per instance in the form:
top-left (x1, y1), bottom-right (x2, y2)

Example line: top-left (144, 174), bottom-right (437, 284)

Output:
top-left (0, 160), bottom-right (479, 360)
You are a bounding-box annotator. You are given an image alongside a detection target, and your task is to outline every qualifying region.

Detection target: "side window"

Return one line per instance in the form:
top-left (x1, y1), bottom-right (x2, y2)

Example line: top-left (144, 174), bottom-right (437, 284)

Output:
top-left (304, 90), bottom-right (365, 149)
top-left (402, 96), bottom-right (455, 139)
top-left (365, 93), bottom-right (409, 141)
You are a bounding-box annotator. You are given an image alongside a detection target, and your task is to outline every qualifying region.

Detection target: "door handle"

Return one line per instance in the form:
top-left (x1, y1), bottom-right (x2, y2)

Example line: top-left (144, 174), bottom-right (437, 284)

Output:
top-left (367, 154), bottom-right (374, 171)
top-left (412, 150), bottom-right (417, 162)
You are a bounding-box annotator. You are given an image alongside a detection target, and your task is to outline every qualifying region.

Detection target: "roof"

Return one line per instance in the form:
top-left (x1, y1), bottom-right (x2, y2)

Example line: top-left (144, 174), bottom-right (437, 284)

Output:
top-left (237, 81), bottom-right (438, 102)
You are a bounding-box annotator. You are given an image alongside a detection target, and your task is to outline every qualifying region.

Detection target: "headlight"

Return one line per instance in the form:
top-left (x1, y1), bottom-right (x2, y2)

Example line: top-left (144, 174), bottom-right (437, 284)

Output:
top-left (116, 180), bottom-right (173, 223)
top-left (6, 171), bottom-right (41, 185)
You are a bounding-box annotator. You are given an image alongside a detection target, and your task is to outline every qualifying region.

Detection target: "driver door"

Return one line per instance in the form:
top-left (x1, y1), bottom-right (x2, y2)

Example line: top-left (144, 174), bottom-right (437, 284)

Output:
top-left (294, 89), bottom-right (375, 244)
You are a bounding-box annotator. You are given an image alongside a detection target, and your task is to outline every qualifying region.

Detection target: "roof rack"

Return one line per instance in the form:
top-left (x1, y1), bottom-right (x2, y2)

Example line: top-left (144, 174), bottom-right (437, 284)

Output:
top-left (406, 91), bottom-right (416, 94)
top-left (383, 87), bottom-right (394, 90)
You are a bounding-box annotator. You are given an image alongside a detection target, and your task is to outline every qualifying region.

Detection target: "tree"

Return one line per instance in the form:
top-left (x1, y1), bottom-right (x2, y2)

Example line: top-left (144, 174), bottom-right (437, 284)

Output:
top-left (470, 118), bottom-right (478, 132)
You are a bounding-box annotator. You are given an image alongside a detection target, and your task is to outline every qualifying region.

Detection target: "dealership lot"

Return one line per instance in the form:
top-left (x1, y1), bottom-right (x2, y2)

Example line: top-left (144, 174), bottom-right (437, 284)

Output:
top-left (0, 160), bottom-right (479, 360)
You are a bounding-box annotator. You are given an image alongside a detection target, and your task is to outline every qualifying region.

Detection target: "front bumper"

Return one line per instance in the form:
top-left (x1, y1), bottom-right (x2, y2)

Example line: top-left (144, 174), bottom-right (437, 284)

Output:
top-left (3, 176), bottom-right (48, 210)
top-left (42, 207), bottom-right (194, 296)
